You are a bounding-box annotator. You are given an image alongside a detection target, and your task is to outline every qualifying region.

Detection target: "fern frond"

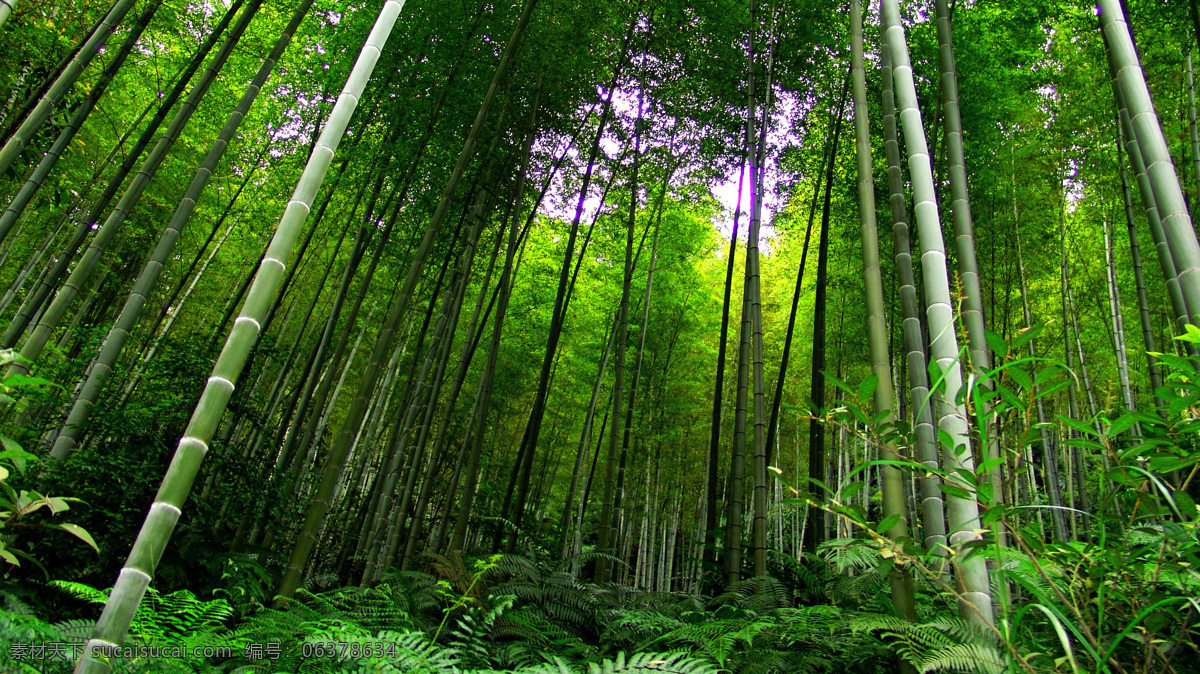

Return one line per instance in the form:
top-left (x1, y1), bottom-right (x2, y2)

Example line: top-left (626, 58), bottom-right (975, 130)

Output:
top-left (0, 590), bottom-right (37, 616)
top-left (587, 651), bottom-right (719, 674)
top-left (49, 580), bottom-right (109, 604)
top-left (909, 642), bottom-right (1008, 674)
top-left (50, 619), bottom-right (95, 643)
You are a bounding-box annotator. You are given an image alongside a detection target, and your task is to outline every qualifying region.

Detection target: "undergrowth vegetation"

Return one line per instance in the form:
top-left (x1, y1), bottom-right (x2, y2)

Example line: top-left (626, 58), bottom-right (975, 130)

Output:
top-left (0, 550), bottom-right (900, 673)
top-left (3, 329), bottom-right (1200, 673)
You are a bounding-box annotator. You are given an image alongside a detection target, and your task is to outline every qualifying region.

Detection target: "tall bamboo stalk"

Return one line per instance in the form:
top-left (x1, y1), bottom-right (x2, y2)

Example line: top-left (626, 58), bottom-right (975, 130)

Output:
top-left (934, 0), bottom-right (1006, 531)
top-left (852, 0), bottom-right (916, 621)
top-left (704, 155), bottom-right (744, 581)
top-left (1100, 0), bottom-right (1200, 325)
top-left (449, 143), bottom-right (529, 556)
top-left (49, 0), bottom-right (315, 460)
top-left (881, 0), bottom-right (994, 629)
top-left (7, 0), bottom-right (264, 380)
top-left (725, 216), bottom-right (752, 582)
top-left (1014, 226), bottom-right (1070, 544)
top-left (1, 1), bottom-right (245, 349)
top-left (559, 319), bottom-right (615, 558)
top-left (881, 28), bottom-right (947, 557)
top-left (0, 0), bottom-right (163, 244)
top-left (597, 90), bottom-right (644, 583)
top-left (1060, 236), bottom-right (1092, 536)
top-left (0, 0), bottom-right (137, 179)
top-left (1102, 214), bottom-right (1138, 419)
top-left (748, 0), bottom-right (778, 578)
top-left (1188, 52), bottom-right (1200, 205)
top-left (75, 2), bottom-right (406, 668)
top-left (276, 0), bottom-right (538, 600)
top-left (802, 78), bottom-right (847, 555)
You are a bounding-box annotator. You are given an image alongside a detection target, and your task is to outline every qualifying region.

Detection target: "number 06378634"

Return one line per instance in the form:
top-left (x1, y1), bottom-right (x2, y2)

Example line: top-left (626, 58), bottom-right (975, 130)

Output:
top-left (300, 641), bottom-right (399, 659)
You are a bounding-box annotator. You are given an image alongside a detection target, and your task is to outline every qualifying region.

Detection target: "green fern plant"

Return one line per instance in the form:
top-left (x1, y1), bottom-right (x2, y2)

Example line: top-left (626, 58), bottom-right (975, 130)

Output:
top-left (852, 614), bottom-right (1011, 673)
top-left (50, 580), bottom-right (232, 641)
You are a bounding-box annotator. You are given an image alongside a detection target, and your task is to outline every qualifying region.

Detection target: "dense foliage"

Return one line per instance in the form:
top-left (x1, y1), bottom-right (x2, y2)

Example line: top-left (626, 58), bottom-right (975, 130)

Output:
top-left (0, 0), bottom-right (1198, 671)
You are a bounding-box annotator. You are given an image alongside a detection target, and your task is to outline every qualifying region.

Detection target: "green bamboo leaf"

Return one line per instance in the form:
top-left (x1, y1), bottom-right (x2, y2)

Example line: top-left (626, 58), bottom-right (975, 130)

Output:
top-left (1056, 414), bottom-right (1098, 438)
top-left (1038, 379), bottom-right (1071, 398)
top-left (1, 373), bottom-right (58, 389)
top-left (985, 329), bottom-right (1008, 359)
top-left (0, 545), bottom-right (19, 567)
top-left (857, 373), bottom-right (878, 402)
top-left (995, 383), bottom-right (1026, 411)
top-left (939, 483), bottom-right (972, 500)
top-left (842, 481), bottom-right (864, 500)
top-left (1008, 367), bottom-right (1032, 391)
top-left (981, 505), bottom-right (1007, 526)
top-left (937, 429), bottom-right (955, 450)
top-left (1011, 324), bottom-right (1044, 351)
top-left (1104, 413), bottom-right (1140, 437)
top-left (927, 360), bottom-right (948, 394)
top-left (875, 514), bottom-right (900, 534)
top-left (1155, 352), bottom-right (1195, 375)
top-left (54, 523), bottom-right (98, 552)
top-left (825, 371), bottom-right (854, 398)
top-left (1155, 385), bottom-right (1182, 402)
top-left (1181, 323), bottom-right (1200, 343)
top-left (1174, 491), bottom-right (1196, 520)
top-left (1033, 365), bottom-right (1062, 386)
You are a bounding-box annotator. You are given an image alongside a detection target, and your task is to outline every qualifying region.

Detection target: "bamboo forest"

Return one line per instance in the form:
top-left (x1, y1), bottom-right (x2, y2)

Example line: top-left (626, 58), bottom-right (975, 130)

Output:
top-left (2, 0), bottom-right (1200, 671)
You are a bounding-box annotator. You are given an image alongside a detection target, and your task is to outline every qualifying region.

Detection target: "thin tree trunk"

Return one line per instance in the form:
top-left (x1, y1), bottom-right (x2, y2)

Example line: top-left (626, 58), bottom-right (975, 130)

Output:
top-left (560, 315), bottom-right (615, 558)
top-left (1065, 278), bottom-right (1103, 432)
top-left (368, 299), bottom-right (454, 578)
top-left (503, 63), bottom-right (626, 553)
top-left (402, 208), bottom-right (510, 568)
top-left (1117, 123), bottom-right (1166, 412)
top-left (1111, 69), bottom-right (1190, 341)
top-left (934, 0), bottom-right (1005, 531)
top-left (7, 0), bottom-right (264, 381)
top-left (748, 0), bottom-right (778, 578)
top-left (1014, 228), bottom-right (1070, 544)
top-left (703, 154), bottom-right (744, 582)
top-left (252, 15), bottom-right (478, 479)
top-left (1102, 214), bottom-right (1138, 420)
top-left (595, 97), bottom-right (641, 583)
top-left (75, 2), bottom-right (404, 664)
top-left (1061, 237), bottom-right (1091, 537)
top-left (615, 173), bottom-right (662, 572)
top-left (49, 0), bottom-right (314, 459)
top-left (131, 136), bottom-right (271, 366)
top-left (0, 0), bottom-right (163, 244)
top-left (449, 127), bottom-right (534, 556)
top-left (1, 1), bottom-right (246, 349)
top-left (0, 209), bottom-right (68, 317)
top-left (384, 172), bottom-right (496, 574)
top-left (763, 114), bottom-right (828, 477)
top-left (0, 0), bottom-right (138, 179)
top-left (274, 0), bottom-right (537, 599)
top-left (852, 0), bottom-right (917, 621)
top-left (725, 218), bottom-right (751, 583)
top-left (1188, 52), bottom-right (1200, 205)
top-left (803, 77), bottom-right (848, 555)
